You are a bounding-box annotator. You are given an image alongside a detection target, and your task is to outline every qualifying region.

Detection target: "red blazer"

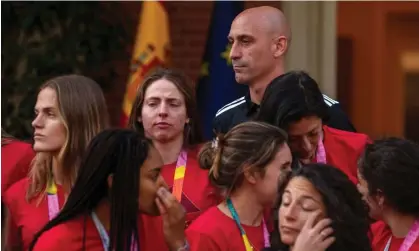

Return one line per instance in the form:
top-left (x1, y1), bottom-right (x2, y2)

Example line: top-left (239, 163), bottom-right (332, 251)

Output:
top-left (322, 125), bottom-right (371, 184)
top-left (1, 140), bottom-right (35, 197)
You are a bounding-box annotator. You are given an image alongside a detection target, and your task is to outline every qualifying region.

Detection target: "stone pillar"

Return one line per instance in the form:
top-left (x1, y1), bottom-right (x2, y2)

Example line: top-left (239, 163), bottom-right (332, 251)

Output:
top-left (282, 1), bottom-right (337, 98)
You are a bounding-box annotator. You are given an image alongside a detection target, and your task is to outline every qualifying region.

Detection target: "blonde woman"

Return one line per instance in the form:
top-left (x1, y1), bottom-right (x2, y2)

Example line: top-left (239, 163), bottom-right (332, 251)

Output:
top-left (3, 75), bottom-right (109, 251)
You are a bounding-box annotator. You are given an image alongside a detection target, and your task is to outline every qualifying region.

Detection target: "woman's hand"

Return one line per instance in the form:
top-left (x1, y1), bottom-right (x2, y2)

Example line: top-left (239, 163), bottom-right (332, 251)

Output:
top-left (156, 187), bottom-right (188, 251)
top-left (292, 212), bottom-right (335, 251)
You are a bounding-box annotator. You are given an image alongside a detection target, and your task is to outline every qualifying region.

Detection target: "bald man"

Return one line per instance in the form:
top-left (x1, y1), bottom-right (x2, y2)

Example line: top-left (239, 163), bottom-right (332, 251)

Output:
top-left (213, 6), bottom-right (356, 134)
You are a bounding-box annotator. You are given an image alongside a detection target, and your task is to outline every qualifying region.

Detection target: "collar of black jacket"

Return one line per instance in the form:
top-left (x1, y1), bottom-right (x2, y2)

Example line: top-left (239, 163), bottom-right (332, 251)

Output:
top-left (244, 91), bottom-right (260, 118)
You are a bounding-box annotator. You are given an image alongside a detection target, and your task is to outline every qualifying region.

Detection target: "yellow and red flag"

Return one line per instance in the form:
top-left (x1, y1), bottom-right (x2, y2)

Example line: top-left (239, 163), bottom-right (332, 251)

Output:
top-left (120, 1), bottom-right (171, 127)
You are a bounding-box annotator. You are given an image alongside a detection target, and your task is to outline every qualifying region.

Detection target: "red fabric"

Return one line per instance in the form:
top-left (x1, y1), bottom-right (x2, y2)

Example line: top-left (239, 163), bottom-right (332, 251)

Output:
top-left (141, 146), bottom-right (221, 251)
top-left (371, 221), bottom-right (419, 251)
top-left (32, 214), bottom-right (147, 251)
top-left (1, 141), bottom-right (35, 197)
top-left (186, 206), bottom-right (265, 251)
top-left (322, 125), bottom-right (370, 184)
top-left (3, 178), bottom-right (66, 251)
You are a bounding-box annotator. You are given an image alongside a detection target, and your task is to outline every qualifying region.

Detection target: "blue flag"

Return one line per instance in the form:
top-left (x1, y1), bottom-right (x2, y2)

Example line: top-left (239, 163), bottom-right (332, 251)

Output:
top-left (196, 1), bottom-right (248, 140)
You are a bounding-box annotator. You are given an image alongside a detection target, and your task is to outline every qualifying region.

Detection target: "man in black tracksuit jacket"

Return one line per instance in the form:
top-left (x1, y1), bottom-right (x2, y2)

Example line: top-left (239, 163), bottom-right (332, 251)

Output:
top-left (213, 6), bottom-right (356, 135)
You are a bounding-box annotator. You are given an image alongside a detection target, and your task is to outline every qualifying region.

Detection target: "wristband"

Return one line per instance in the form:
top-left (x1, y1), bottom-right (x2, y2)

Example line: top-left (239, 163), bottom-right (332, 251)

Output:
top-left (177, 239), bottom-right (190, 251)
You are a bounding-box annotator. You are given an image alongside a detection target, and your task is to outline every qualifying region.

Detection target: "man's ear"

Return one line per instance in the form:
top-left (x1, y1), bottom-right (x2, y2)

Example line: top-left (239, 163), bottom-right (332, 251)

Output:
top-left (272, 35), bottom-right (288, 58)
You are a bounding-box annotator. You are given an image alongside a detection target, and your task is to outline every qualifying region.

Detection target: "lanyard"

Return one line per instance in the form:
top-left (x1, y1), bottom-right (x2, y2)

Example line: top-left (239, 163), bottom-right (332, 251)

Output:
top-left (298, 132), bottom-right (326, 165)
top-left (172, 149), bottom-right (188, 202)
top-left (384, 220), bottom-right (419, 251)
top-left (316, 131), bottom-right (327, 164)
top-left (91, 212), bottom-right (138, 251)
top-left (47, 181), bottom-right (60, 220)
top-left (92, 212), bottom-right (110, 251)
top-left (226, 198), bottom-right (270, 251)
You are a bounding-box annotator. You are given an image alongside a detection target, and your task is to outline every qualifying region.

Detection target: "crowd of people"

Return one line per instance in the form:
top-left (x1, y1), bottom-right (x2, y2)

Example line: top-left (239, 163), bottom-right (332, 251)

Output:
top-left (2, 5), bottom-right (419, 251)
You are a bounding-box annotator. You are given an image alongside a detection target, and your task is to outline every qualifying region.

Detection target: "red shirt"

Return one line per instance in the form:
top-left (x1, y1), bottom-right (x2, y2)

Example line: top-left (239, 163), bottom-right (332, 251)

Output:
top-left (3, 178), bottom-right (66, 251)
top-left (322, 125), bottom-right (370, 184)
top-left (32, 214), bottom-right (146, 251)
top-left (371, 221), bottom-right (419, 251)
top-left (1, 141), bottom-right (35, 197)
top-left (186, 206), bottom-right (265, 251)
top-left (141, 146), bottom-right (220, 251)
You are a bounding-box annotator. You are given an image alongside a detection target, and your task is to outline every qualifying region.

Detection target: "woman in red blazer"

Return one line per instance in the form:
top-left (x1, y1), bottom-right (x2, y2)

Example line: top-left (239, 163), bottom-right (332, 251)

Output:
top-left (257, 71), bottom-right (371, 184)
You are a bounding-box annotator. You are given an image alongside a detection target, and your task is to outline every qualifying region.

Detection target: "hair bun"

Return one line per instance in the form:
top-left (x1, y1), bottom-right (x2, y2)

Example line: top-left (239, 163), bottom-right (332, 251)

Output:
top-left (198, 141), bottom-right (216, 170)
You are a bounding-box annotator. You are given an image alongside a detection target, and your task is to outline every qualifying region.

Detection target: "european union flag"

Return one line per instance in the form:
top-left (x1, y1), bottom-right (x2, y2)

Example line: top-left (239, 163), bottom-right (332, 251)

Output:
top-left (196, 1), bottom-right (247, 140)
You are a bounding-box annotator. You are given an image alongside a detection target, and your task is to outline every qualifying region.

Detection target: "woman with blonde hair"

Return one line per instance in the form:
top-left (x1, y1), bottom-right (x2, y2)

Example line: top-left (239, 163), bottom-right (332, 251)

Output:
top-left (4, 74), bottom-right (109, 251)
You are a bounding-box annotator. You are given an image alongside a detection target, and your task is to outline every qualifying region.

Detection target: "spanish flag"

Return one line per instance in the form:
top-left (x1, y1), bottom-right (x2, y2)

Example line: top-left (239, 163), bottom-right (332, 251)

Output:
top-left (120, 1), bottom-right (171, 127)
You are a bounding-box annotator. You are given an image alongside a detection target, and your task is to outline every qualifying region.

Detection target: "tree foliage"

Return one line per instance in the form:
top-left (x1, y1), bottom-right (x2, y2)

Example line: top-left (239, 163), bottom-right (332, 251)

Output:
top-left (2, 2), bottom-right (130, 139)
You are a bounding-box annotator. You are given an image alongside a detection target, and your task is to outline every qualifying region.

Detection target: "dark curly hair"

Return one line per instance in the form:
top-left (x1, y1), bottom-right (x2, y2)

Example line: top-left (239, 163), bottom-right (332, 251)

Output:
top-left (268, 164), bottom-right (371, 251)
top-left (358, 137), bottom-right (419, 217)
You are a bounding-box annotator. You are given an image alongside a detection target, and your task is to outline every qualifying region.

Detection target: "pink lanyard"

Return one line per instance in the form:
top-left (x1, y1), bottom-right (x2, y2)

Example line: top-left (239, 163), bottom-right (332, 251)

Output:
top-left (262, 219), bottom-right (270, 248)
top-left (316, 132), bottom-right (327, 164)
top-left (47, 182), bottom-right (60, 220)
top-left (172, 150), bottom-right (188, 202)
top-left (384, 220), bottom-right (419, 251)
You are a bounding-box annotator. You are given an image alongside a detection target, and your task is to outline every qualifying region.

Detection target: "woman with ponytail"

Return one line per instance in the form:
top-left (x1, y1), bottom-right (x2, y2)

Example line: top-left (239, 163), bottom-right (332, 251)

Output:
top-left (186, 121), bottom-right (292, 250)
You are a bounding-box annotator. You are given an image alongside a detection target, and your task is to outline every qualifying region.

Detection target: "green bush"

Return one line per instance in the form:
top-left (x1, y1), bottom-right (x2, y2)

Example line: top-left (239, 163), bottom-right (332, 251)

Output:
top-left (2, 2), bottom-right (130, 140)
